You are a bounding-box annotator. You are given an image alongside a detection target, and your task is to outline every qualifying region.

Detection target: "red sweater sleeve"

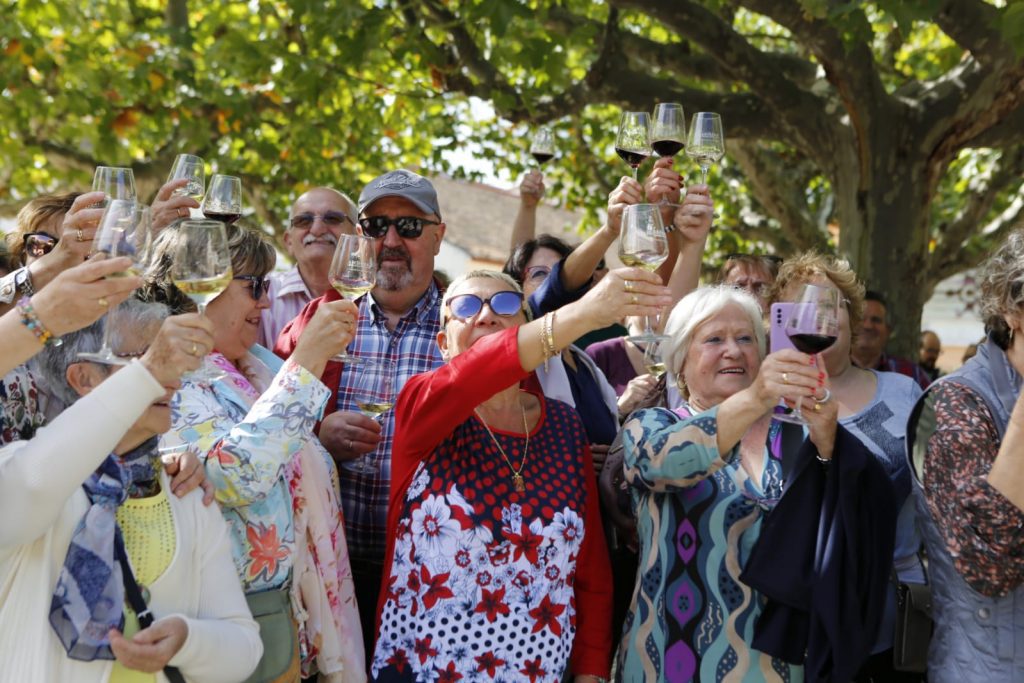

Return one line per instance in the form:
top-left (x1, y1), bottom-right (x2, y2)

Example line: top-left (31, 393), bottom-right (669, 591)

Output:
top-left (569, 441), bottom-right (614, 678)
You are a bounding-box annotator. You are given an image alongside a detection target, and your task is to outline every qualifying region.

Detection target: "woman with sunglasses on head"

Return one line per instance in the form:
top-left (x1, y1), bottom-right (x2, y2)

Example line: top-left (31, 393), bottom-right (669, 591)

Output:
top-left (371, 265), bottom-right (672, 683)
top-left (142, 220), bottom-right (367, 683)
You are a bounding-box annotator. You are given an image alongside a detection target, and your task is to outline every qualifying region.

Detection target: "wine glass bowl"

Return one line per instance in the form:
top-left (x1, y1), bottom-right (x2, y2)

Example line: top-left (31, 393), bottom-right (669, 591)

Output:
top-left (642, 339), bottom-right (668, 380)
top-left (167, 153), bottom-right (206, 203)
top-left (529, 127), bottom-right (555, 166)
top-left (686, 112), bottom-right (725, 185)
top-left (651, 103), bottom-right (686, 158)
top-left (328, 234), bottom-right (377, 364)
top-left (615, 111), bottom-right (652, 180)
top-left (774, 283), bottom-right (840, 424)
top-left (350, 358), bottom-right (396, 472)
top-left (201, 174), bottom-right (243, 224)
top-left (92, 166), bottom-right (137, 208)
top-left (619, 204), bottom-right (669, 344)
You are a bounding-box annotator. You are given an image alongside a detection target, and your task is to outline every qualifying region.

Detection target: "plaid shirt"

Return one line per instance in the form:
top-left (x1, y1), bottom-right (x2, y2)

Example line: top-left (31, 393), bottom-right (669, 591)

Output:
top-left (335, 282), bottom-right (443, 562)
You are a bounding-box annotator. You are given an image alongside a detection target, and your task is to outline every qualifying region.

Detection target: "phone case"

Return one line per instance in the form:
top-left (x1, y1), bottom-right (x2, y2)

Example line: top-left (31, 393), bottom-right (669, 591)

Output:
top-left (769, 302), bottom-right (796, 354)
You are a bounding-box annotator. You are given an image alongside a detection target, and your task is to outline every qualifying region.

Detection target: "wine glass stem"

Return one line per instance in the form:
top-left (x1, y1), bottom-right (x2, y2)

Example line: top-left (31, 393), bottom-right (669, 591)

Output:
top-left (632, 167), bottom-right (639, 181)
top-left (700, 166), bottom-right (709, 185)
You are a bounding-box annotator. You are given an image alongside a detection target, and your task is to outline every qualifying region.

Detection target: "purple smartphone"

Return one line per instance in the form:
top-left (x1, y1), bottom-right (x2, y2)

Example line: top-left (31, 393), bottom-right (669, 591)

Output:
top-left (769, 302), bottom-right (796, 354)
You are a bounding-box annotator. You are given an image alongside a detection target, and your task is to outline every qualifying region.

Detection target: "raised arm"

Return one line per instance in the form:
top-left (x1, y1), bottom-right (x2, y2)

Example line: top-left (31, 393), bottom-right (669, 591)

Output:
top-left (509, 170), bottom-right (545, 252)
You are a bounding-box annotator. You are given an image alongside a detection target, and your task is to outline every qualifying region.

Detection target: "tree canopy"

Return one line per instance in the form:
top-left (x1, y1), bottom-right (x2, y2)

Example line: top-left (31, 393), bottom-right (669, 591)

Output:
top-left (2, 0), bottom-right (1022, 352)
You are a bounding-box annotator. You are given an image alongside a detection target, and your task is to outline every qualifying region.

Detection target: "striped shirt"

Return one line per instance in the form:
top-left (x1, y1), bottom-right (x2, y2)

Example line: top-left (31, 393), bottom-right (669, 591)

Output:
top-left (335, 282), bottom-right (443, 561)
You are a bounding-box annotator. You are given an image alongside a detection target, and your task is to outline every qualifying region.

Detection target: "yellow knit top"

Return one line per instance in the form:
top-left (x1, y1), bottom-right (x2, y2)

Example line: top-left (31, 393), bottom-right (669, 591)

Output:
top-left (110, 488), bottom-right (176, 683)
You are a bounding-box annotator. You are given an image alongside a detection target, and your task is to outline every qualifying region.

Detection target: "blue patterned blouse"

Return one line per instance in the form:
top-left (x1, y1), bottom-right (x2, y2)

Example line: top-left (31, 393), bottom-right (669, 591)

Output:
top-left (616, 405), bottom-right (801, 683)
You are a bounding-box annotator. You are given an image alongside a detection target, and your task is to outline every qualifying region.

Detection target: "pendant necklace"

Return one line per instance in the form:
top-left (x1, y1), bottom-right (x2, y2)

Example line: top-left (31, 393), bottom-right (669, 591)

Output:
top-left (475, 399), bottom-right (530, 493)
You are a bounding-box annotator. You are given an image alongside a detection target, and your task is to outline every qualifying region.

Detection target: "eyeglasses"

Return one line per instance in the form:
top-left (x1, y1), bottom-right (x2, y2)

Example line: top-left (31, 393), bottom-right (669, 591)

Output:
top-left (358, 215), bottom-right (440, 239)
top-left (234, 275), bottom-right (271, 300)
top-left (524, 265), bottom-right (552, 282)
top-left (23, 232), bottom-right (59, 258)
top-left (446, 291), bottom-right (525, 322)
top-left (290, 212), bottom-right (353, 230)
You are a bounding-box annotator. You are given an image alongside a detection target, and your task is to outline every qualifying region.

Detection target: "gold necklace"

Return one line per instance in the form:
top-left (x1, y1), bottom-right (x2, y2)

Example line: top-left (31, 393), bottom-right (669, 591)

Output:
top-left (474, 399), bottom-right (530, 493)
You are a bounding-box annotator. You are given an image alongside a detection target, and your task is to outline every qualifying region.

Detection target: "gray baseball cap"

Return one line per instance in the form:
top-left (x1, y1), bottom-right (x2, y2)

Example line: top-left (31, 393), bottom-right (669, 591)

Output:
top-left (358, 169), bottom-right (442, 219)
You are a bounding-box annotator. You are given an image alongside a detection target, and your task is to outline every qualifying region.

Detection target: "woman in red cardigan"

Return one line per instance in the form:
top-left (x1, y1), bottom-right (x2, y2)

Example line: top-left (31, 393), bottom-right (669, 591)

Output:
top-left (370, 267), bottom-right (671, 683)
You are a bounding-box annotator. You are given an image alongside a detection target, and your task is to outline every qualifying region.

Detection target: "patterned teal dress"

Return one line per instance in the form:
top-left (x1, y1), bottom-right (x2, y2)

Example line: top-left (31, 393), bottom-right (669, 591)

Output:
top-left (616, 404), bottom-right (801, 683)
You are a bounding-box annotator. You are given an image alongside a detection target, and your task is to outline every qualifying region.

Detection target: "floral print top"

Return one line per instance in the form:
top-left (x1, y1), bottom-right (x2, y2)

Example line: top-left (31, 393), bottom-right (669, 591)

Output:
top-left (0, 366), bottom-right (44, 446)
top-left (372, 329), bottom-right (612, 683)
top-left (164, 352), bottom-right (330, 593)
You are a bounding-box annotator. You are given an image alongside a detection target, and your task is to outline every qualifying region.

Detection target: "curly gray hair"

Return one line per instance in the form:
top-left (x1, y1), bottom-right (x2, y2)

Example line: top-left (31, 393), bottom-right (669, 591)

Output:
top-left (978, 229), bottom-right (1024, 350)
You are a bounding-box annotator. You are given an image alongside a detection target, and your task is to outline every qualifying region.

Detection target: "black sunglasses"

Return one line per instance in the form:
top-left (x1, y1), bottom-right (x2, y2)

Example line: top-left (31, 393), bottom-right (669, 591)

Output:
top-left (446, 291), bottom-right (524, 322)
top-left (234, 275), bottom-right (271, 300)
top-left (23, 232), bottom-right (59, 258)
top-left (358, 215), bottom-right (440, 239)
top-left (290, 212), bottom-right (353, 230)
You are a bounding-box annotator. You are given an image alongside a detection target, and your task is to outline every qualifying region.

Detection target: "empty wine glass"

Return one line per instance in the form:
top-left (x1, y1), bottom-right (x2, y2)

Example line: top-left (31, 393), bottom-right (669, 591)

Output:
top-left (78, 201), bottom-right (154, 365)
top-left (328, 234), bottom-right (376, 364)
top-left (619, 204), bottom-right (669, 344)
top-left (167, 153), bottom-right (206, 204)
top-left (201, 174), bottom-right (242, 224)
top-left (530, 127), bottom-right (555, 167)
top-left (615, 111), bottom-right (652, 181)
top-left (350, 358), bottom-right (396, 472)
top-left (92, 166), bottom-right (136, 208)
top-left (774, 283), bottom-right (840, 424)
top-left (170, 219), bottom-right (233, 383)
top-left (686, 112), bottom-right (725, 185)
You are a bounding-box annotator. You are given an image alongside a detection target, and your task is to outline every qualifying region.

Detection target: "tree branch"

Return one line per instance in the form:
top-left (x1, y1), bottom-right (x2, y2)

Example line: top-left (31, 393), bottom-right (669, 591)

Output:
top-left (728, 140), bottom-right (830, 253)
top-left (609, 0), bottom-right (840, 164)
top-left (934, 0), bottom-right (1017, 70)
top-left (935, 193), bottom-right (1024, 282)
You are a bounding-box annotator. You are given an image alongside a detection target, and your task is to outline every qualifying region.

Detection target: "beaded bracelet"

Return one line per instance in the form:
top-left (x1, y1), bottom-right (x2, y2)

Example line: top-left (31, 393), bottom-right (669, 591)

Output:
top-left (17, 296), bottom-right (61, 347)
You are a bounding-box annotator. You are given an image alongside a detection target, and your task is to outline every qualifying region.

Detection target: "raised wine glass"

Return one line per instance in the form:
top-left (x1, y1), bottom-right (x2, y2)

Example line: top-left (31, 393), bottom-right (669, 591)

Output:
top-left (170, 219), bottom-right (233, 383)
top-left (78, 201), bottom-right (154, 364)
top-left (650, 103), bottom-right (686, 206)
top-left (167, 153), bottom-right (206, 204)
top-left (350, 358), bottom-right (396, 473)
top-left (328, 233), bottom-right (376, 364)
top-left (201, 174), bottom-right (243, 224)
top-left (775, 283), bottom-right (840, 424)
top-left (685, 112), bottom-right (725, 185)
top-left (619, 204), bottom-right (669, 344)
top-left (615, 111), bottom-right (652, 181)
top-left (92, 166), bottom-right (136, 208)
top-left (529, 127), bottom-right (555, 167)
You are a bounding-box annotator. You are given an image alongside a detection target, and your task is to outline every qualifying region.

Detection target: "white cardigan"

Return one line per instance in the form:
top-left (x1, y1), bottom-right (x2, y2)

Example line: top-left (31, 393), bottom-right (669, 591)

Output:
top-left (0, 361), bottom-right (263, 683)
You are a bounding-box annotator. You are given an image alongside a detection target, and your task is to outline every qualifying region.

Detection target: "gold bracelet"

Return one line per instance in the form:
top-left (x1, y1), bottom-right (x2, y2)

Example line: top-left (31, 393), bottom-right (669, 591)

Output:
top-left (544, 312), bottom-right (558, 357)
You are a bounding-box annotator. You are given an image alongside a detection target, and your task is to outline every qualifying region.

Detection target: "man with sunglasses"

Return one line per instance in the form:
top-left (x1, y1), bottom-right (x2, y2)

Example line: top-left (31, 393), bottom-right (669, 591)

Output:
top-left (257, 187), bottom-right (358, 347)
top-left (274, 169), bottom-right (447, 662)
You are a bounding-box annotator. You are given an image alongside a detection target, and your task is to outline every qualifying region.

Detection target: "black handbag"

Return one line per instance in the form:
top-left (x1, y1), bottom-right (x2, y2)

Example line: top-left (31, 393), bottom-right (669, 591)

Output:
top-left (892, 561), bottom-right (933, 672)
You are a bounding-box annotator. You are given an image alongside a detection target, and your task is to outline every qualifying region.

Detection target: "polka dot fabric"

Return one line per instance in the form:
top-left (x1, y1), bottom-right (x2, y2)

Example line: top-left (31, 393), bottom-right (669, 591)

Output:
top-left (373, 397), bottom-right (593, 683)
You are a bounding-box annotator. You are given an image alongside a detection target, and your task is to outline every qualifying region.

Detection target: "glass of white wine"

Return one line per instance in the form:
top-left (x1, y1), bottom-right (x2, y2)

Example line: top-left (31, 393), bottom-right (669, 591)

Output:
top-left (78, 201), bottom-right (154, 365)
top-left (685, 112), bottom-right (725, 185)
top-left (167, 153), bottom-right (206, 204)
top-left (170, 219), bottom-right (233, 383)
top-left (351, 358), bottom-right (395, 473)
top-left (619, 203), bottom-right (669, 344)
top-left (328, 233), bottom-right (376, 364)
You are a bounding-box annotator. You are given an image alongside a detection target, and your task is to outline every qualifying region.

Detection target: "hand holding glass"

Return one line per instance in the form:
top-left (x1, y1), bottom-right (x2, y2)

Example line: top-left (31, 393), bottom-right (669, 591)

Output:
top-left (619, 204), bottom-right (669, 344)
top-left (328, 234), bottom-right (376, 364)
top-left (775, 284), bottom-right (840, 424)
top-left (167, 154), bottom-right (206, 203)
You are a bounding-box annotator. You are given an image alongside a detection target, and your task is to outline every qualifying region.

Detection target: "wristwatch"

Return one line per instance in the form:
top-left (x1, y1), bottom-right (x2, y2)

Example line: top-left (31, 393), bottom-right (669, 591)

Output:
top-left (0, 267), bottom-right (35, 305)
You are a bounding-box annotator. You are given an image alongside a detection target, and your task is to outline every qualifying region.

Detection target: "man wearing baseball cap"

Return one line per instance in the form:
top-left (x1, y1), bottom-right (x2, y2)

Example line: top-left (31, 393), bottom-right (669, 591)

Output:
top-left (275, 169), bottom-right (446, 661)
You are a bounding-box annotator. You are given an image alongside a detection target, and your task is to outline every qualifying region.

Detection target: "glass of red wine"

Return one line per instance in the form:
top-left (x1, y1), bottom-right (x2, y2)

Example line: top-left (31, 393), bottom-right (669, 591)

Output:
top-left (615, 111), bottom-right (651, 181)
top-left (777, 283), bottom-right (840, 424)
top-left (530, 127), bottom-right (555, 167)
top-left (650, 103), bottom-right (685, 206)
top-left (201, 174), bottom-right (243, 224)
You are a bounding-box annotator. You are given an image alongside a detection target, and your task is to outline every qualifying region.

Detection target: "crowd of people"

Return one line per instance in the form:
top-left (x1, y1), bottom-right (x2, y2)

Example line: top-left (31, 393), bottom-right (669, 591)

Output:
top-left (0, 155), bottom-right (1020, 683)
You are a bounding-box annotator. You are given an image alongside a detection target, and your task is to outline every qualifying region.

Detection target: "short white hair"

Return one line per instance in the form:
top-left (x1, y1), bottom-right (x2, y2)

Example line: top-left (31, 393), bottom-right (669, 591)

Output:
top-left (663, 285), bottom-right (766, 390)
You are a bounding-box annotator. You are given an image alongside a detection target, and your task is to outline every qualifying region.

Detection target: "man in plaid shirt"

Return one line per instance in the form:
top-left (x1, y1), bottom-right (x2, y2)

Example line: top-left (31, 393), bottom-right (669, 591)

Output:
top-left (275, 169), bottom-right (446, 661)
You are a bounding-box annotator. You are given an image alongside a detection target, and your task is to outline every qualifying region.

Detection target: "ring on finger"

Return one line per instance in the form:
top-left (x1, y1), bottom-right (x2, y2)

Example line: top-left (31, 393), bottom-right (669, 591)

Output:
top-left (782, 372), bottom-right (790, 384)
top-left (76, 228), bottom-right (85, 242)
top-left (97, 296), bottom-right (109, 308)
top-left (624, 281), bottom-right (634, 293)
top-left (190, 342), bottom-right (199, 357)
top-left (177, 207), bottom-right (187, 218)
top-left (631, 294), bottom-right (639, 305)
top-left (814, 388), bottom-right (832, 404)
